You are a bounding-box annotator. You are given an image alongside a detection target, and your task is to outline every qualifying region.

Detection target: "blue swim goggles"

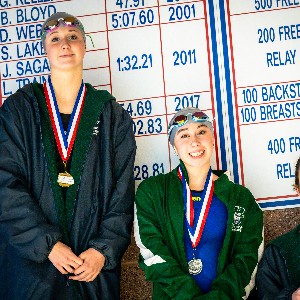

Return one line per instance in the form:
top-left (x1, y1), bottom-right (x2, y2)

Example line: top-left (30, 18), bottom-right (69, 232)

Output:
top-left (168, 111), bottom-right (210, 134)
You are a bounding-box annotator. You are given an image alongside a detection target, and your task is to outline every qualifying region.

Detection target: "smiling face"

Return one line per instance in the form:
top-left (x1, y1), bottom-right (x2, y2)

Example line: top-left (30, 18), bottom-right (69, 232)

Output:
top-left (44, 25), bottom-right (86, 72)
top-left (173, 122), bottom-right (214, 172)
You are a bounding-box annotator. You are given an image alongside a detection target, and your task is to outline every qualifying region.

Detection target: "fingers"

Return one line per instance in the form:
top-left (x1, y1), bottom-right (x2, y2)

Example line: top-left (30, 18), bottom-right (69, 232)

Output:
top-left (69, 259), bottom-right (97, 282)
top-left (69, 260), bottom-right (97, 281)
top-left (71, 255), bottom-right (84, 267)
top-left (69, 248), bottom-right (105, 282)
top-left (48, 242), bottom-right (83, 275)
top-left (62, 261), bottom-right (77, 274)
top-left (56, 265), bottom-right (69, 275)
top-left (69, 270), bottom-right (96, 282)
top-left (65, 256), bottom-right (83, 270)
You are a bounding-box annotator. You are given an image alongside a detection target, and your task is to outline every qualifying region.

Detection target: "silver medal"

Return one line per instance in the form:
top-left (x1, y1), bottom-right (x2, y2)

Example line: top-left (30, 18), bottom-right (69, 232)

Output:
top-left (188, 258), bottom-right (203, 275)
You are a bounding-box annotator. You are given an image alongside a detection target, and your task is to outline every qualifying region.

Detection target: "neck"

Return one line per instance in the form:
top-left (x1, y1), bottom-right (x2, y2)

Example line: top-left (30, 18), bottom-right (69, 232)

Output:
top-left (186, 165), bottom-right (210, 191)
top-left (50, 71), bottom-right (83, 114)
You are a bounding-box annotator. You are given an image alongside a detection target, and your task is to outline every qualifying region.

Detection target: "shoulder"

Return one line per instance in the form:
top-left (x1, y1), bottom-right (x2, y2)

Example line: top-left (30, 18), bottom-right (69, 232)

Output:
top-left (1, 84), bottom-right (36, 115)
top-left (137, 172), bottom-right (168, 190)
top-left (135, 171), bottom-right (179, 209)
top-left (272, 225), bottom-right (300, 248)
top-left (85, 83), bottom-right (115, 100)
top-left (85, 84), bottom-right (132, 120)
top-left (216, 172), bottom-right (252, 194)
top-left (214, 171), bottom-right (262, 212)
top-left (214, 171), bottom-right (247, 193)
top-left (137, 170), bottom-right (178, 194)
top-left (261, 243), bottom-right (286, 270)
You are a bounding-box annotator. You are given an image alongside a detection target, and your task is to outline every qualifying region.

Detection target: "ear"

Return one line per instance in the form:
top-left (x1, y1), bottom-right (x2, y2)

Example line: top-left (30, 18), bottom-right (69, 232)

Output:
top-left (173, 147), bottom-right (178, 156)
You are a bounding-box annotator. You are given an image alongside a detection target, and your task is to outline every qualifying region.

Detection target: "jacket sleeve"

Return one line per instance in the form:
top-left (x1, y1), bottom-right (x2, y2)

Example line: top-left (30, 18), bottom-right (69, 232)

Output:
top-left (0, 95), bottom-right (62, 263)
top-left (88, 103), bottom-right (136, 270)
top-left (197, 187), bottom-right (264, 300)
top-left (256, 245), bottom-right (295, 300)
top-left (134, 178), bottom-right (203, 299)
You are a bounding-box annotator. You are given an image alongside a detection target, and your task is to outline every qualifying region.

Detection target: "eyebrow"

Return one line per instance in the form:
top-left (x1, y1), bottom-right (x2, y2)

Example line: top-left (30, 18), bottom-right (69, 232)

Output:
top-left (48, 28), bottom-right (79, 36)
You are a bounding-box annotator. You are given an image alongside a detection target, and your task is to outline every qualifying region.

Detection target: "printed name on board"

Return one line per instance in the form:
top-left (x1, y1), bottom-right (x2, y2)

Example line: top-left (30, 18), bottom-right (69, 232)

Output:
top-left (16, 41), bottom-right (45, 58)
top-left (16, 75), bottom-right (47, 88)
top-left (0, 11), bottom-right (9, 26)
top-left (17, 58), bottom-right (50, 76)
top-left (267, 49), bottom-right (296, 67)
top-left (16, 24), bottom-right (42, 41)
top-left (0, 28), bottom-right (9, 43)
top-left (1, 63), bottom-right (10, 78)
top-left (16, 0), bottom-right (52, 5)
top-left (0, 0), bottom-right (8, 8)
top-left (2, 81), bottom-right (12, 95)
top-left (16, 5), bottom-right (56, 23)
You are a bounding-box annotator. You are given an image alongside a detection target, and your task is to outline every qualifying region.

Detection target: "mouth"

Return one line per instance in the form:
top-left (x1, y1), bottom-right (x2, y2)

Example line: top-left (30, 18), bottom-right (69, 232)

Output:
top-left (189, 150), bottom-right (204, 158)
top-left (60, 54), bottom-right (74, 58)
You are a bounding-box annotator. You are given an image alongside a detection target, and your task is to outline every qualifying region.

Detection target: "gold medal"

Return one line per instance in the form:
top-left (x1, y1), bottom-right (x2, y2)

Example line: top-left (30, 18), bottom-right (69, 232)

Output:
top-left (57, 162), bottom-right (74, 187)
top-left (57, 171), bottom-right (74, 187)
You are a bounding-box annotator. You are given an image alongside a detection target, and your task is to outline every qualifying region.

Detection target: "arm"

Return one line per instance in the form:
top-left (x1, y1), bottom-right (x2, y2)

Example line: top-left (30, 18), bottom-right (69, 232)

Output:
top-left (134, 179), bottom-right (203, 299)
top-left (0, 95), bottom-right (62, 263)
top-left (198, 188), bottom-right (264, 300)
top-left (87, 103), bottom-right (136, 270)
top-left (256, 245), bottom-right (296, 300)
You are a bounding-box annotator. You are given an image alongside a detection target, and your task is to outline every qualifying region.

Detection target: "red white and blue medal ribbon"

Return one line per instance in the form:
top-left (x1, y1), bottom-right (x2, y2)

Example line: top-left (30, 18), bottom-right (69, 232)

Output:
top-left (43, 76), bottom-right (86, 186)
top-left (178, 167), bottom-right (194, 227)
top-left (178, 166), bottom-right (214, 248)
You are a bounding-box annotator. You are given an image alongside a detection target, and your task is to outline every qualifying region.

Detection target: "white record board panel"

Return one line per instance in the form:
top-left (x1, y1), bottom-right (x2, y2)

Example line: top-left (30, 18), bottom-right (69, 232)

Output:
top-left (0, 0), bottom-right (299, 209)
top-left (227, 0), bottom-right (300, 209)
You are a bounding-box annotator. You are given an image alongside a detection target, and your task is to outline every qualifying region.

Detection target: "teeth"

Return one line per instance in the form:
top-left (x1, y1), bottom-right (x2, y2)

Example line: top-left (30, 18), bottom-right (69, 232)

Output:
top-left (190, 151), bottom-right (204, 157)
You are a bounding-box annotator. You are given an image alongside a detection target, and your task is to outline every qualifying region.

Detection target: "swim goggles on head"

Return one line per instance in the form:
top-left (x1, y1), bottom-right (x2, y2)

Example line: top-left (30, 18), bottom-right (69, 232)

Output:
top-left (43, 17), bottom-right (81, 31)
top-left (168, 111), bottom-right (210, 134)
top-left (41, 16), bottom-right (86, 45)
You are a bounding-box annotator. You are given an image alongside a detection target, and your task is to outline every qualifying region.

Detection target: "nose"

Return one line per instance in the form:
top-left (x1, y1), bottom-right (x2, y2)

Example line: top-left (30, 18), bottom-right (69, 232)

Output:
top-left (190, 136), bottom-right (200, 146)
top-left (61, 37), bottom-right (71, 49)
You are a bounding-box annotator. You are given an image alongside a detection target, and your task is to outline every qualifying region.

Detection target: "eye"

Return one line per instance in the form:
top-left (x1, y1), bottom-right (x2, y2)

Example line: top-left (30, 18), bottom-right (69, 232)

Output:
top-left (51, 36), bottom-right (59, 42)
top-left (69, 34), bottom-right (79, 40)
top-left (180, 133), bottom-right (189, 139)
top-left (197, 127), bottom-right (209, 136)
